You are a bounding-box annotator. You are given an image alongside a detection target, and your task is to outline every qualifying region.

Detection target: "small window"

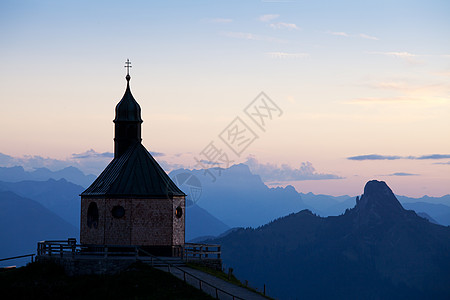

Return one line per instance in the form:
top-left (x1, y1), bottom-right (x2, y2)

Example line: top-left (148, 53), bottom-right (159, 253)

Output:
top-left (175, 206), bottom-right (183, 219)
top-left (112, 205), bottom-right (125, 218)
top-left (87, 202), bottom-right (99, 229)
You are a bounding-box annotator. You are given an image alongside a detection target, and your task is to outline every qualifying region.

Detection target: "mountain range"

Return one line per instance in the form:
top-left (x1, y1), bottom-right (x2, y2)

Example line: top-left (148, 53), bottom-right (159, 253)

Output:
top-left (0, 191), bottom-right (78, 266)
top-left (170, 164), bottom-right (306, 228)
top-left (0, 179), bottom-right (84, 228)
top-left (0, 166), bottom-right (95, 188)
top-left (205, 180), bottom-right (450, 299)
top-left (171, 164), bottom-right (450, 227)
top-left (1, 162), bottom-right (450, 269)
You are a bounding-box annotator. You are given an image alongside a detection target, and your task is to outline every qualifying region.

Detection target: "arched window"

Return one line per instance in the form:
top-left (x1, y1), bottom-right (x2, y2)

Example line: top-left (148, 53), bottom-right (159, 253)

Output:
top-left (87, 202), bottom-right (99, 229)
top-left (175, 206), bottom-right (183, 219)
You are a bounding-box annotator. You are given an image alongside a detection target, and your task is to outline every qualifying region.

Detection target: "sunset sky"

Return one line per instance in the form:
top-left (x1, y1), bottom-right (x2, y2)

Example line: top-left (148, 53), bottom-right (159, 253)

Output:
top-left (1, 0), bottom-right (449, 197)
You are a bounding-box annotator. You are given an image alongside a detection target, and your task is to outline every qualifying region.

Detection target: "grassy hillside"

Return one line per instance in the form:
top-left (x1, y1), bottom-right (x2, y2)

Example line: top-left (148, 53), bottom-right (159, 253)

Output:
top-left (1, 261), bottom-right (213, 300)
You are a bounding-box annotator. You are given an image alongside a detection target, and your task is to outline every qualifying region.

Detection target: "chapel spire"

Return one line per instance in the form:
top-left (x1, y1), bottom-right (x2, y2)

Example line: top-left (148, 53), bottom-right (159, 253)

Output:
top-left (113, 59), bottom-right (143, 158)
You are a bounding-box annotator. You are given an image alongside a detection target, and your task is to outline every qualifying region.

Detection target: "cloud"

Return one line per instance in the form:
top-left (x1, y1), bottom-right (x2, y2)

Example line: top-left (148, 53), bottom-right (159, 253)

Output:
top-left (417, 154), bottom-right (450, 160)
top-left (434, 161), bottom-right (450, 165)
top-left (204, 18), bottom-right (233, 23)
top-left (367, 51), bottom-right (420, 64)
top-left (349, 80), bottom-right (450, 104)
top-left (199, 160), bottom-right (221, 165)
top-left (150, 151), bottom-right (165, 157)
top-left (259, 14), bottom-right (280, 22)
top-left (221, 31), bottom-right (286, 43)
top-left (266, 52), bottom-right (309, 59)
top-left (269, 22), bottom-right (299, 30)
top-left (0, 152), bottom-right (73, 172)
top-left (0, 150), bottom-right (183, 177)
top-left (348, 154), bottom-right (402, 161)
top-left (386, 172), bottom-right (419, 176)
top-left (328, 31), bottom-right (349, 37)
top-left (245, 157), bottom-right (343, 181)
top-left (327, 31), bottom-right (379, 40)
top-left (348, 154), bottom-right (450, 161)
top-left (358, 33), bottom-right (379, 40)
top-left (369, 51), bottom-right (416, 58)
top-left (350, 96), bottom-right (420, 103)
top-left (222, 31), bottom-right (257, 40)
top-left (71, 149), bottom-right (113, 159)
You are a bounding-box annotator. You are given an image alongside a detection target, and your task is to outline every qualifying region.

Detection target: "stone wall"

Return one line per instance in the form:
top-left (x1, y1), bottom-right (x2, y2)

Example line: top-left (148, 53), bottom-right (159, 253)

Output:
top-left (172, 196), bottom-right (185, 246)
top-left (80, 196), bottom-right (186, 249)
top-left (105, 198), bottom-right (132, 245)
top-left (131, 198), bottom-right (173, 245)
top-left (80, 198), bottom-right (105, 244)
top-left (37, 256), bottom-right (136, 276)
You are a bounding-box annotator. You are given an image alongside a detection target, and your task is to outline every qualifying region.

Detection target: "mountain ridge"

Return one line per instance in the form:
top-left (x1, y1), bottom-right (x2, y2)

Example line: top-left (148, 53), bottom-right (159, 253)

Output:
top-left (205, 180), bottom-right (450, 299)
top-left (0, 191), bottom-right (78, 264)
top-left (0, 166), bottom-right (95, 188)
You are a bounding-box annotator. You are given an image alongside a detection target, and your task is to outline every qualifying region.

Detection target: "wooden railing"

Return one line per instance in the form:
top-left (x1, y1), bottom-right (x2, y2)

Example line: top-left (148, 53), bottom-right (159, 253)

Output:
top-left (37, 240), bottom-right (222, 261)
top-left (184, 243), bottom-right (221, 260)
top-left (138, 248), bottom-right (244, 300)
top-left (37, 239), bottom-right (144, 258)
top-left (0, 254), bottom-right (35, 265)
top-left (37, 239), bottom-right (78, 257)
top-left (35, 240), bottom-right (246, 299)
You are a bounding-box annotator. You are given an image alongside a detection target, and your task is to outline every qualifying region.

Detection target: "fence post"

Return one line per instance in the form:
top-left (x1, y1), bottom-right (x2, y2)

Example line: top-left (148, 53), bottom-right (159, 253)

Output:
top-left (264, 284), bottom-right (266, 295)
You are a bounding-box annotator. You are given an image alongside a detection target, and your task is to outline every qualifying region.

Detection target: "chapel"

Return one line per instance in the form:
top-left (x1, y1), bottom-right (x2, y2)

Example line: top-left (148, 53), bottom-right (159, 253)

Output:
top-left (80, 61), bottom-right (186, 256)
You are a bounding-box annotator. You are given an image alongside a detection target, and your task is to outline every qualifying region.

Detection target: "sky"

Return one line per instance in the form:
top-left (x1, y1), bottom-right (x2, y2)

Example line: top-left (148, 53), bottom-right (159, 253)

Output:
top-left (1, 0), bottom-right (449, 197)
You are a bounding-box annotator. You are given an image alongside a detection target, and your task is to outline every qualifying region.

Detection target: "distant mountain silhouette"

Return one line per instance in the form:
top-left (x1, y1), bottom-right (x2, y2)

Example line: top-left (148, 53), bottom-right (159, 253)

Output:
top-left (171, 164), bottom-right (450, 228)
top-left (0, 191), bottom-right (78, 265)
top-left (205, 180), bottom-right (450, 299)
top-left (403, 202), bottom-right (450, 226)
top-left (170, 164), bottom-right (307, 227)
top-left (0, 166), bottom-right (95, 188)
top-left (398, 194), bottom-right (450, 206)
top-left (299, 192), bottom-right (353, 216)
top-left (416, 211), bottom-right (440, 225)
top-left (186, 204), bottom-right (230, 241)
top-left (0, 178), bottom-right (229, 245)
top-left (0, 179), bottom-right (84, 228)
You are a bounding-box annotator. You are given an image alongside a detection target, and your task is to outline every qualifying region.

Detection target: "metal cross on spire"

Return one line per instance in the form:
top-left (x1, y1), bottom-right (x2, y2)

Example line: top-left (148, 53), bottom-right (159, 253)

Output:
top-left (124, 59), bottom-right (132, 82)
top-left (124, 59), bottom-right (132, 75)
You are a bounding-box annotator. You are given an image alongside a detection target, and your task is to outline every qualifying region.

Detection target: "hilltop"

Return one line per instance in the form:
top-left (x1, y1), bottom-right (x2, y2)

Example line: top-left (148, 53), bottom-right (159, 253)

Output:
top-left (0, 261), bottom-right (213, 300)
top-left (206, 180), bottom-right (450, 299)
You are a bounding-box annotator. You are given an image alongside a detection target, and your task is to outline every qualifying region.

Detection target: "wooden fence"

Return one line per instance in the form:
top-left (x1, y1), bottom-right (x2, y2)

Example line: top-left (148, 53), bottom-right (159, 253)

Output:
top-left (184, 242), bottom-right (221, 260)
top-left (35, 239), bottom-right (245, 299)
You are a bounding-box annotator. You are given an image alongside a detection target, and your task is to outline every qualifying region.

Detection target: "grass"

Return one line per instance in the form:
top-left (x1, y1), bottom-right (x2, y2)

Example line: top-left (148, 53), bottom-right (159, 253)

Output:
top-left (0, 261), bottom-right (214, 300)
top-left (186, 262), bottom-right (274, 299)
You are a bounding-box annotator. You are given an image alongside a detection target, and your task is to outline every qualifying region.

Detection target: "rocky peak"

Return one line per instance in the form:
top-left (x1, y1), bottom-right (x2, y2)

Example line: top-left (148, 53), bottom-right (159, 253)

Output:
top-left (352, 180), bottom-right (406, 225)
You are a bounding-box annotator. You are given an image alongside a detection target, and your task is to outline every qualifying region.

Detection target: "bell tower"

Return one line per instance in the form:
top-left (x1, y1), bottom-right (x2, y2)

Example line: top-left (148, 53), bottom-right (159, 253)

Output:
top-left (113, 59), bottom-right (143, 158)
top-left (80, 60), bottom-right (186, 257)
